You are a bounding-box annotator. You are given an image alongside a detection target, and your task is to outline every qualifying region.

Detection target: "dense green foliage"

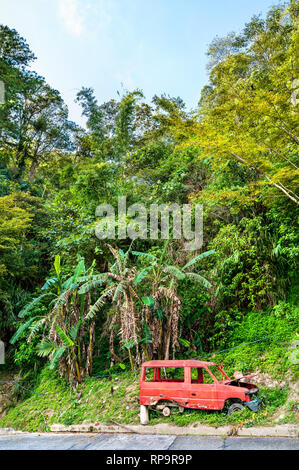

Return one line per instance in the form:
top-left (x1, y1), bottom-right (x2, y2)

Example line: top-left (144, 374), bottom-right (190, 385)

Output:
top-left (0, 1), bottom-right (298, 408)
top-left (1, 307), bottom-right (297, 431)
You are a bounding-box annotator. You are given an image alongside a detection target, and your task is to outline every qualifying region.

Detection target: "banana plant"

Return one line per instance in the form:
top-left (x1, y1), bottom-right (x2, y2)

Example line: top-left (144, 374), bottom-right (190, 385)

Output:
top-left (10, 255), bottom-right (96, 382)
top-left (37, 323), bottom-right (82, 381)
top-left (133, 241), bottom-right (214, 289)
top-left (78, 244), bottom-right (145, 368)
top-left (132, 241), bottom-right (215, 360)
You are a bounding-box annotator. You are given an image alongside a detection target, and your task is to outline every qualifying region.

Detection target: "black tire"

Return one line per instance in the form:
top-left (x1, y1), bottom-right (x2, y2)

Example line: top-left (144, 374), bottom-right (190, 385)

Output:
top-left (228, 403), bottom-right (244, 416)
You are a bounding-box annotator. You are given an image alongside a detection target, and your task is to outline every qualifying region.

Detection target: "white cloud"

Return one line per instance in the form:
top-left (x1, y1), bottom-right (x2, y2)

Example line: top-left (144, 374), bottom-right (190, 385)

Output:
top-left (59, 0), bottom-right (84, 37)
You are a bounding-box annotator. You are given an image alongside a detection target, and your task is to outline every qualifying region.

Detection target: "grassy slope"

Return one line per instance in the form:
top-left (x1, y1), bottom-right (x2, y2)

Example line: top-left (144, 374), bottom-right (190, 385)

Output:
top-left (0, 310), bottom-right (298, 432)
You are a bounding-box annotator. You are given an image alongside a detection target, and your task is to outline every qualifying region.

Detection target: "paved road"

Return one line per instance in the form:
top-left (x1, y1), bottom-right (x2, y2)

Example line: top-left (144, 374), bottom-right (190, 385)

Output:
top-left (0, 433), bottom-right (298, 450)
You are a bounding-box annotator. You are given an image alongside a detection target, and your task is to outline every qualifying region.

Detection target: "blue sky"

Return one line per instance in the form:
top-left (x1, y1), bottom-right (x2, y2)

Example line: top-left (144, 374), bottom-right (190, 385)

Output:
top-left (0, 0), bottom-right (277, 125)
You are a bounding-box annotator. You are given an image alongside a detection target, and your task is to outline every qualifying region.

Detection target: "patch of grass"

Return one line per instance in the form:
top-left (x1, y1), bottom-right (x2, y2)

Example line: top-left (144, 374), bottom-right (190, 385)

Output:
top-left (199, 308), bottom-right (299, 381)
top-left (0, 368), bottom-right (141, 432)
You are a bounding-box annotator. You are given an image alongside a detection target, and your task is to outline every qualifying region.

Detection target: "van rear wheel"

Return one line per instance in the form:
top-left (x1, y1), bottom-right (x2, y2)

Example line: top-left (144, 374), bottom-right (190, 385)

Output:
top-left (162, 406), bottom-right (171, 417)
top-left (228, 403), bottom-right (244, 416)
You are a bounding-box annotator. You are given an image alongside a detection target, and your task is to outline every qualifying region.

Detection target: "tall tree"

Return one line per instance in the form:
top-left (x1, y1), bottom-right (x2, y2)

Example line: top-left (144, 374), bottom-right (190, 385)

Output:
top-left (0, 25), bottom-right (76, 181)
top-left (193, 3), bottom-right (299, 205)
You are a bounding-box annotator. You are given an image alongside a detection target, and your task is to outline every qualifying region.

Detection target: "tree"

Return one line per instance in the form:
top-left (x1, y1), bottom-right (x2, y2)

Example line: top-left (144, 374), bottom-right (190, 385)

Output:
top-left (79, 244), bottom-right (142, 369)
top-left (193, 4), bottom-right (299, 206)
top-left (0, 26), bottom-right (76, 181)
top-left (10, 256), bottom-right (97, 382)
top-left (133, 241), bottom-right (214, 359)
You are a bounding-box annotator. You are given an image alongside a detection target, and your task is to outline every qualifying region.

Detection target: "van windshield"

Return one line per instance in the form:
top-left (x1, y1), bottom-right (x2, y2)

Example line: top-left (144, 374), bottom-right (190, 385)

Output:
top-left (207, 366), bottom-right (228, 381)
top-left (144, 367), bottom-right (184, 382)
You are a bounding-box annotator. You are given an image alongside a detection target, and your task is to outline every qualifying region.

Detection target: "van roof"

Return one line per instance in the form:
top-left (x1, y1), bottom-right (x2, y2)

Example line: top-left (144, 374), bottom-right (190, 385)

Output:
top-left (142, 360), bottom-right (217, 367)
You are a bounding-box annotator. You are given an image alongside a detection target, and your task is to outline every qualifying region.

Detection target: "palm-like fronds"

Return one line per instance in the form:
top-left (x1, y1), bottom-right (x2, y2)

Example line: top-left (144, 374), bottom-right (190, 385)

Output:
top-left (27, 318), bottom-right (47, 342)
top-left (10, 255), bottom-right (98, 382)
top-left (10, 318), bottom-right (35, 344)
top-left (78, 274), bottom-right (107, 294)
top-left (132, 251), bottom-right (157, 261)
top-left (55, 325), bottom-right (74, 347)
top-left (49, 346), bottom-right (67, 369)
top-left (50, 288), bottom-right (72, 312)
top-left (18, 293), bottom-right (52, 318)
top-left (69, 321), bottom-right (81, 342)
top-left (133, 267), bottom-right (153, 284)
top-left (163, 265), bottom-right (185, 280)
top-left (182, 250), bottom-right (215, 271)
top-left (42, 278), bottom-right (59, 291)
top-left (184, 272), bottom-right (212, 288)
top-left (113, 281), bottom-right (126, 302)
top-left (36, 339), bottom-right (57, 357)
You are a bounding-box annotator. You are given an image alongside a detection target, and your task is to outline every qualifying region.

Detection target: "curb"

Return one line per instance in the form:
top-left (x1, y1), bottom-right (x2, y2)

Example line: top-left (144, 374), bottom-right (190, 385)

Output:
top-left (1, 424), bottom-right (298, 438)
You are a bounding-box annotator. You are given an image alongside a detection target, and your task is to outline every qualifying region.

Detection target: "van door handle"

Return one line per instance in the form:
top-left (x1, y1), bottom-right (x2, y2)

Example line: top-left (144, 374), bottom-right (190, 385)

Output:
top-left (191, 393), bottom-right (196, 396)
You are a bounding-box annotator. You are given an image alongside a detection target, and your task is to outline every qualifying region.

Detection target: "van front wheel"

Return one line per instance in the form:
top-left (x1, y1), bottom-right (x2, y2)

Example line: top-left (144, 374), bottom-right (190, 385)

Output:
top-left (228, 403), bottom-right (244, 416)
top-left (140, 405), bottom-right (149, 425)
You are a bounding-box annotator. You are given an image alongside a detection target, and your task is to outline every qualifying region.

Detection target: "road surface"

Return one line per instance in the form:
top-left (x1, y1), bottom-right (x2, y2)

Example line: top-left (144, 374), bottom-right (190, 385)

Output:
top-left (0, 433), bottom-right (298, 450)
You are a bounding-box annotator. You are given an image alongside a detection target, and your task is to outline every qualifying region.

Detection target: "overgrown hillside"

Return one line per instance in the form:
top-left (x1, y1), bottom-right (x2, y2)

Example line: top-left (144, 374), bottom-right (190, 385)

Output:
top-left (1, 309), bottom-right (298, 431)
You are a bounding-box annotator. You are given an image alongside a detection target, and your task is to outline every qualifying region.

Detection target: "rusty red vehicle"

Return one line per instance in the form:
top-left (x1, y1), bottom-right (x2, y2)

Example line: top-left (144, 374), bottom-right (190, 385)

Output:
top-left (139, 360), bottom-right (260, 424)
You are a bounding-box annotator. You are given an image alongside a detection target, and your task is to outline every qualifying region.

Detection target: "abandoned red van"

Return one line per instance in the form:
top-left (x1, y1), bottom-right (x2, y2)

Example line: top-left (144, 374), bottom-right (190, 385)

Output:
top-left (139, 360), bottom-right (260, 423)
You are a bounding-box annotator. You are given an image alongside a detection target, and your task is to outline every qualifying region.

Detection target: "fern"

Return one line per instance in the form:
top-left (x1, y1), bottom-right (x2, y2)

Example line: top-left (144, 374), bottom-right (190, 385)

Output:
top-left (182, 249), bottom-right (215, 271)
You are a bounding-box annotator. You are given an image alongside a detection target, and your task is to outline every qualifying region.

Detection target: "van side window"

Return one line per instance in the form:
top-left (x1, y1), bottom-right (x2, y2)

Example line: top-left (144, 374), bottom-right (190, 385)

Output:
top-left (144, 367), bottom-right (155, 381)
top-left (160, 367), bottom-right (184, 382)
top-left (191, 368), bottom-right (215, 384)
top-left (144, 367), bottom-right (184, 382)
